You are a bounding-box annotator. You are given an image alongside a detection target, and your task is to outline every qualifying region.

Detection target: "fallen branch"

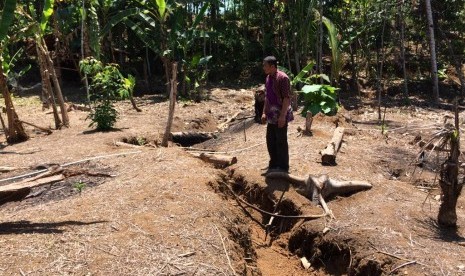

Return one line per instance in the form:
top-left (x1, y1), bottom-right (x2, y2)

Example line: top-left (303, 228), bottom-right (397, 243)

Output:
top-left (389, 260), bottom-right (417, 275)
top-left (19, 120), bottom-right (52, 134)
top-left (0, 150), bottom-right (142, 184)
top-left (318, 193), bottom-right (335, 219)
top-left (114, 141), bottom-right (143, 148)
top-left (217, 111), bottom-right (241, 132)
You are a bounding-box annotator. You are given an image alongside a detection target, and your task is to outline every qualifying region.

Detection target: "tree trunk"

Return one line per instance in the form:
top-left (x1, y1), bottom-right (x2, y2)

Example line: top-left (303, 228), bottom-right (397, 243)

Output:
top-left (399, 0), bottom-right (409, 99)
top-left (162, 56), bottom-right (172, 96)
top-left (316, 0), bottom-right (323, 77)
top-left (438, 104), bottom-right (462, 227)
top-left (81, 0), bottom-right (92, 103)
top-left (36, 43), bottom-right (62, 129)
top-left (377, 13), bottom-right (387, 121)
top-left (0, 110), bottom-right (7, 140)
top-left (437, 27), bottom-right (465, 97)
top-left (161, 62), bottom-right (178, 147)
top-left (425, 0), bottom-right (439, 102)
top-left (0, 66), bottom-right (28, 143)
top-left (37, 39), bottom-right (70, 127)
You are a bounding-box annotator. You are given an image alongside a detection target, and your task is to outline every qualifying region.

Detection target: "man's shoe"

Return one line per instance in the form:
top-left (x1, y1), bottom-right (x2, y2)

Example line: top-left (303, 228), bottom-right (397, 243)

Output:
top-left (261, 167), bottom-right (279, 176)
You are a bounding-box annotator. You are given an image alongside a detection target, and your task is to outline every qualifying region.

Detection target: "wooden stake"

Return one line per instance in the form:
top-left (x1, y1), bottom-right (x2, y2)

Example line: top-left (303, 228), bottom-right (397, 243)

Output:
top-left (161, 62), bottom-right (178, 147)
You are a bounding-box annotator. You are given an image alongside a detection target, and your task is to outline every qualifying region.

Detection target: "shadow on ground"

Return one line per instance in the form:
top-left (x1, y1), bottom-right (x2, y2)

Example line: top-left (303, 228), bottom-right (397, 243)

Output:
top-left (0, 220), bottom-right (107, 235)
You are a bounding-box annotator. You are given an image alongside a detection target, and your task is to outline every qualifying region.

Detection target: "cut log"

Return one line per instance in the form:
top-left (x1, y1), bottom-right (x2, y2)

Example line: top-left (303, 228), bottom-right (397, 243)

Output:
top-left (199, 153), bottom-right (237, 168)
top-left (321, 127), bottom-right (345, 165)
top-left (171, 131), bottom-right (216, 146)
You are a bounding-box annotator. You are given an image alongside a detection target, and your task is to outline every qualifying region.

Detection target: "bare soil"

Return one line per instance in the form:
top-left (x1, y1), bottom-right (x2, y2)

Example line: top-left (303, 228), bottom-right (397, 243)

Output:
top-left (1, 86), bottom-right (465, 275)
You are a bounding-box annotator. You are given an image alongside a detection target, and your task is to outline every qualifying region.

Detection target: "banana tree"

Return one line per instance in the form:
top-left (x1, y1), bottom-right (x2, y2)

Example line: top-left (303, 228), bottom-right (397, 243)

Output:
top-left (322, 16), bottom-right (343, 86)
top-left (0, 0), bottom-right (28, 143)
top-left (18, 0), bottom-right (69, 128)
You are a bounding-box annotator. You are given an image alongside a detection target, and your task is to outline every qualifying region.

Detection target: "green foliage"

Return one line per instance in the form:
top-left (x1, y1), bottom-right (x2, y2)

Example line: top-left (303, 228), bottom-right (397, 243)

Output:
top-left (80, 57), bottom-right (132, 131)
top-left (280, 61), bottom-right (338, 117)
top-left (322, 16), bottom-right (342, 85)
top-left (40, 0), bottom-right (54, 33)
top-left (0, 0), bottom-right (17, 43)
top-left (73, 180), bottom-right (87, 194)
top-left (300, 82), bottom-right (339, 117)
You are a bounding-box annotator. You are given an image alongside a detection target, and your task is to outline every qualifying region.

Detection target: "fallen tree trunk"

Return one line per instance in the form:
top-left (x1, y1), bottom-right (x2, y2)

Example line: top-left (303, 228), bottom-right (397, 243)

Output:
top-left (321, 127), bottom-right (345, 165)
top-left (198, 153), bottom-right (237, 168)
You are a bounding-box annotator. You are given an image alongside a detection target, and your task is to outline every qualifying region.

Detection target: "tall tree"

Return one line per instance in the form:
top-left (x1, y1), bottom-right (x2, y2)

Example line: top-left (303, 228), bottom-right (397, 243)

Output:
top-left (425, 0), bottom-right (439, 102)
top-left (0, 0), bottom-right (28, 143)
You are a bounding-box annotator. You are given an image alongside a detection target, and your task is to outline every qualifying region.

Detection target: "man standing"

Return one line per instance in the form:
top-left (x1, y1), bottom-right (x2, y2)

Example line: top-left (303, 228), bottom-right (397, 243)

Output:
top-left (261, 56), bottom-right (293, 173)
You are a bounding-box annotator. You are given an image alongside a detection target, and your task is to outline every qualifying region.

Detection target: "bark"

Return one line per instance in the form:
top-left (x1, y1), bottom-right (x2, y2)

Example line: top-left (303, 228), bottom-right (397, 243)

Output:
top-left (129, 95), bottom-right (142, 112)
top-left (316, 0), bottom-right (323, 77)
top-left (377, 14), bottom-right (387, 121)
top-left (37, 40), bottom-right (70, 127)
top-left (0, 66), bottom-right (28, 143)
top-left (399, 0), bottom-right (409, 98)
top-left (161, 62), bottom-right (178, 147)
top-left (349, 45), bottom-right (360, 97)
top-left (37, 42), bottom-right (61, 128)
top-left (0, 110), bottom-right (7, 140)
top-left (425, 0), bottom-right (439, 102)
top-left (305, 111), bottom-right (313, 134)
top-left (81, 0), bottom-right (90, 102)
top-left (321, 127), bottom-right (344, 165)
top-left (438, 105), bottom-right (462, 227)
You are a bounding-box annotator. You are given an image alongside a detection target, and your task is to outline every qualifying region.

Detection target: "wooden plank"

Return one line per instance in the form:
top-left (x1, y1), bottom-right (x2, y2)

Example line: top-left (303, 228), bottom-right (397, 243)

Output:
top-left (0, 174), bottom-right (65, 193)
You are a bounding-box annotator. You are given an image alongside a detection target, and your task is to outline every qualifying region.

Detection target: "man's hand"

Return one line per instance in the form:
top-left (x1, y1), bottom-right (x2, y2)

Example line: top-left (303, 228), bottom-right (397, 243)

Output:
top-left (278, 115), bottom-right (286, 128)
top-left (261, 113), bottom-right (267, 124)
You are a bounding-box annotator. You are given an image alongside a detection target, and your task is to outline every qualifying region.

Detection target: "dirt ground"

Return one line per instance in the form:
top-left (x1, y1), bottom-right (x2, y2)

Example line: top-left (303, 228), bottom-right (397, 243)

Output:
top-left (1, 85), bottom-right (465, 275)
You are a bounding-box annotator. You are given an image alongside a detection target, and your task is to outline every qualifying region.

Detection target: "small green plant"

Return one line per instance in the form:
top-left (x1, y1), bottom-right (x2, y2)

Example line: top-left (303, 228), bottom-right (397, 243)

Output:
top-left (136, 136), bottom-right (146, 145)
top-left (300, 84), bottom-right (339, 116)
top-left (280, 62), bottom-right (338, 116)
top-left (73, 181), bottom-right (87, 194)
top-left (79, 57), bottom-right (132, 131)
top-left (438, 67), bottom-right (448, 80)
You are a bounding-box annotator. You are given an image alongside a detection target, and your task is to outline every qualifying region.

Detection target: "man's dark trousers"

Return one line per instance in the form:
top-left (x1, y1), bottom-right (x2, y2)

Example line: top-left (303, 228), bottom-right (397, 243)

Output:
top-left (266, 123), bottom-right (289, 172)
